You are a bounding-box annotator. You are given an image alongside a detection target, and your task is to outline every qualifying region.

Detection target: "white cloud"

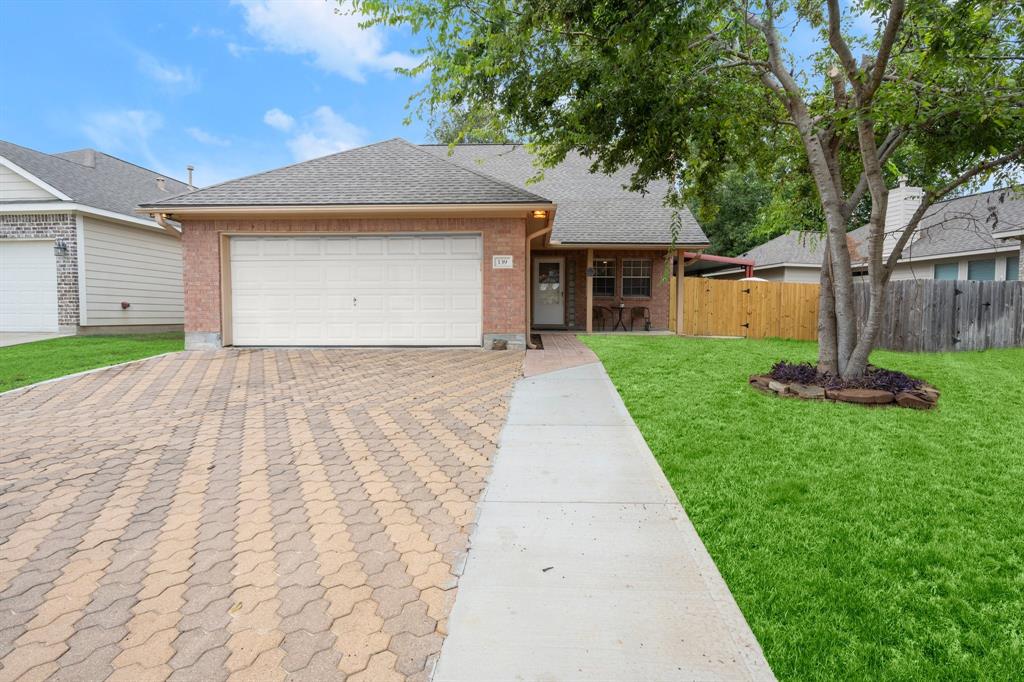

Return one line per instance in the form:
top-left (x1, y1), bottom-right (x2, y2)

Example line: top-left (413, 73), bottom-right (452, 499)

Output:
top-left (190, 26), bottom-right (225, 38)
top-left (263, 105), bottom-right (367, 161)
top-left (263, 108), bottom-right (296, 132)
top-left (81, 110), bottom-right (165, 170)
top-left (137, 52), bottom-right (199, 92)
top-left (226, 42), bottom-right (255, 57)
top-left (186, 127), bottom-right (231, 147)
top-left (232, 0), bottom-right (418, 82)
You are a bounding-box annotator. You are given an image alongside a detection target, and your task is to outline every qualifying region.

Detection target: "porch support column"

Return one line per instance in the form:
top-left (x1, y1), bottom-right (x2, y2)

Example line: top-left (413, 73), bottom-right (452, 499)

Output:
top-left (586, 248), bottom-right (594, 333)
top-left (675, 252), bottom-right (686, 335)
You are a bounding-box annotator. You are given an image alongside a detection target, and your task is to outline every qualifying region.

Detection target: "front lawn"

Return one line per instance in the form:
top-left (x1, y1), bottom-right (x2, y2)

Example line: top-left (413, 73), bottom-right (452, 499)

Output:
top-left (0, 332), bottom-right (184, 392)
top-left (581, 335), bottom-right (1024, 681)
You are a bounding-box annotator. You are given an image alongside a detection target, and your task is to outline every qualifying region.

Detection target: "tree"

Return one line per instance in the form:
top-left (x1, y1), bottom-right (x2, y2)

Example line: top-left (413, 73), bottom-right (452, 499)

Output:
top-left (429, 102), bottom-right (518, 144)
top-left (355, 0), bottom-right (1024, 378)
top-left (689, 167), bottom-right (773, 257)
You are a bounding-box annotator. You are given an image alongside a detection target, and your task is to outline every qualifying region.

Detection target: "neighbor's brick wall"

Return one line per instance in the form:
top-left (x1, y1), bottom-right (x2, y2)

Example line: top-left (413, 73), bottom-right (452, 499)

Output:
top-left (181, 217), bottom-right (528, 340)
top-left (533, 248), bottom-right (673, 330)
top-left (0, 213), bottom-right (79, 326)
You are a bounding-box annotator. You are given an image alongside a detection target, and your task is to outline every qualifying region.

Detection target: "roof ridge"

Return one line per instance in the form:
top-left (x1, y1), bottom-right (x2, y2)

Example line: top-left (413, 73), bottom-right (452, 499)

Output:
top-left (62, 148), bottom-right (189, 186)
top-left (150, 138), bottom-right (405, 205)
top-left (395, 138), bottom-right (548, 203)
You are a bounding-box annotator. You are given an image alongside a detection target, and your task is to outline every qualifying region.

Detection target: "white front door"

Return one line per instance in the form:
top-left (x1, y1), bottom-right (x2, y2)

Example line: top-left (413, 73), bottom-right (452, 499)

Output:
top-left (0, 240), bottom-right (59, 332)
top-left (229, 234), bottom-right (482, 346)
top-left (533, 257), bottom-right (565, 326)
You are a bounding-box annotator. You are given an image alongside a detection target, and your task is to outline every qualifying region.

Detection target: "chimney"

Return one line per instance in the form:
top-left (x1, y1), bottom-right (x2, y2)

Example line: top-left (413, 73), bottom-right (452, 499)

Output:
top-left (156, 177), bottom-right (166, 192)
top-left (81, 149), bottom-right (96, 167)
top-left (883, 176), bottom-right (923, 256)
top-left (187, 165), bottom-right (195, 189)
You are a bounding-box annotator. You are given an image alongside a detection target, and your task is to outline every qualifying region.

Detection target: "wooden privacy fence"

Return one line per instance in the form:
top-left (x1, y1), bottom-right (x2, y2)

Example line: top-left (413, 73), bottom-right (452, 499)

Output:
top-left (683, 277), bottom-right (1024, 352)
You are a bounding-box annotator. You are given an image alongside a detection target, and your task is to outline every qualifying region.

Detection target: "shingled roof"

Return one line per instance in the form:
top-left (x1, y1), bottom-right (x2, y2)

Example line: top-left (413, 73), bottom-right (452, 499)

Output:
top-left (0, 140), bottom-right (189, 218)
top-left (143, 138), bottom-right (548, 208)
top-left (422, 144), bottom-right (707, 245)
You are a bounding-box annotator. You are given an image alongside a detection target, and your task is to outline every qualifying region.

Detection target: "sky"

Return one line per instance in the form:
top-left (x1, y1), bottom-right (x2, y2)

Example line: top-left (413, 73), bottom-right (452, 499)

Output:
top-left (0, 0), bottom-right (430, 186)
top-left (0, 1), bottom-right (876, 189)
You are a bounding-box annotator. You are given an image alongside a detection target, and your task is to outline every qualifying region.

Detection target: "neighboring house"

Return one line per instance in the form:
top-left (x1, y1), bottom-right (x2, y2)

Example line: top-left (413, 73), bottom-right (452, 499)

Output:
top-left (140, 138), bottom-right (708, 350)
top-left (0, 140), bottom-right (190, 334)
top-left (705, 182), bottom-right (1023, 283)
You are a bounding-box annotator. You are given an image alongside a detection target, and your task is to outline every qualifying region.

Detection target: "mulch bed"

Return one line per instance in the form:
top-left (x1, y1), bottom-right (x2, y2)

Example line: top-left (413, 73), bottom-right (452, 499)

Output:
top-left (749, 361), bottom-right (939, 409)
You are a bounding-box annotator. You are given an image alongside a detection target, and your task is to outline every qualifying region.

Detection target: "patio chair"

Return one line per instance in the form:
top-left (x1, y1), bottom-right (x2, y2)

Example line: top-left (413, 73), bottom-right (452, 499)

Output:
top-left (630, 306), bottom-right (651, 331)
top-left (592, 306), bottom-right (609, 331)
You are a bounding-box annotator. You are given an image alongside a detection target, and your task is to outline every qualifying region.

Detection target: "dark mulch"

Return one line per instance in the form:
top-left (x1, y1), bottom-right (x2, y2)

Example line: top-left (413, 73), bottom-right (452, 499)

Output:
top-left (768, 360), bottom-right (924, 393)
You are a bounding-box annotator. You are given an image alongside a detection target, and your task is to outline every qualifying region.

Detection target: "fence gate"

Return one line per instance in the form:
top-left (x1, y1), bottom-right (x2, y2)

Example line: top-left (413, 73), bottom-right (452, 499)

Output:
top-left (683, 277), bottom-right (819, 340)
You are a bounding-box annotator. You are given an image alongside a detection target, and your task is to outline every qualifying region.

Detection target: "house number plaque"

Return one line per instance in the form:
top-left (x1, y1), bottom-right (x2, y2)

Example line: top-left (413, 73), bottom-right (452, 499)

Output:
top-left (492, 255), bottom-right (514, 269)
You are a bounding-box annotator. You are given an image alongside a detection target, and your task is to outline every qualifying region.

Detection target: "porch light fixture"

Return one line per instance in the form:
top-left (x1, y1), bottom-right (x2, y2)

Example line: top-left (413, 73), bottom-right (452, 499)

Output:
top-left (53, 239), bottom-right (68, 257)
top-left (532, 210), bottom-right (548, 219)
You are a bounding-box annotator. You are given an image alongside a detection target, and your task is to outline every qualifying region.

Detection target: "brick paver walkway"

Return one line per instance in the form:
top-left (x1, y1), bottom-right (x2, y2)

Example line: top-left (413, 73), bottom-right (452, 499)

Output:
top-left (0, 348), bottom-right (521, 682)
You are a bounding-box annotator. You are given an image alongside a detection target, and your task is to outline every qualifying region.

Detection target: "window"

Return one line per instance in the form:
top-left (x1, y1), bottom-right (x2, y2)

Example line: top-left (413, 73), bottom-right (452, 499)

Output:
top-left (1006, 255), bottom-right (1020, 281)
top-left (967, 258), bottom-right (996, 281)
top-left (621, 259), bottom-right (652, 297)
top-left (933, 262), bottom-right (959, 280)
top-left (592, 258), bottom-right (615, 297)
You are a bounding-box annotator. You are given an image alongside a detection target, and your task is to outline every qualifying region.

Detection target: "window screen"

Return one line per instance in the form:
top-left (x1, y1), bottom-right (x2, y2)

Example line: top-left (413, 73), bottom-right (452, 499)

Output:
top-left (1006, 255), bottom-right (1020, 281)
top-left (967, 259), bottom-right (996, 281)
top-left (621, 259), bottom-right (652, 297)
top-left (933, 262), bottom-right (958, 280)
top-left (592, 258), bottom-right (615, 297)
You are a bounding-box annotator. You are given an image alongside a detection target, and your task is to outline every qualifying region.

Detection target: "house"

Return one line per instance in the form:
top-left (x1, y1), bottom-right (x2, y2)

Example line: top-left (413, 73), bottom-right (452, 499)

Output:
top-left (0, 140), bottom-right (190, 335)
top-left (139, 138), bottom-right (708, 350)
top-left (704, 183), bottom-right (1023, 283)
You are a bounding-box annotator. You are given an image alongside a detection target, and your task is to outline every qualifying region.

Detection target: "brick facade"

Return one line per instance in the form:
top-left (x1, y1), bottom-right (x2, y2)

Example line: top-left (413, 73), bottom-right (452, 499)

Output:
top-left (533, 248), bottom-right (674, 331)
top-left (180, 216), bottom-right (529, 348)
top-left (0, 213), bottom-right (79, 328)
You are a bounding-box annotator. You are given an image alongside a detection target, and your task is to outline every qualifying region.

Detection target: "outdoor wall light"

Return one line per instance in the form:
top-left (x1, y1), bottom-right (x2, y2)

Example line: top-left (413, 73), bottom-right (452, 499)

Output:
top-left (532, 210), bottom-right (548, 219)
top-left (53, 239), bottom-right (68, 257)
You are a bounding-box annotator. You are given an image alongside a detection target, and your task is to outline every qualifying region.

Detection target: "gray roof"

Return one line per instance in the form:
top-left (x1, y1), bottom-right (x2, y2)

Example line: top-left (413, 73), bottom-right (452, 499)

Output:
top-left (882, 189), bottom-right (1024, 260)
top-left (0, 140), bottom-right (190, 218)
top-left (143, 138), bottom-right (548, 208)
top-left (422, 144), bottom-right (707, 245)
top-left (737, 230), bottom-right (829, 267)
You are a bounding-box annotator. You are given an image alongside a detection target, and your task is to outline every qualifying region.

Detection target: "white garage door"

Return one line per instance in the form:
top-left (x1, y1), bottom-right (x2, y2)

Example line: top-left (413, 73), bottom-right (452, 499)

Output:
top-left (230, 234), bottom-right (482, 346)
top-left (0, 240), bottom-right (59, 332)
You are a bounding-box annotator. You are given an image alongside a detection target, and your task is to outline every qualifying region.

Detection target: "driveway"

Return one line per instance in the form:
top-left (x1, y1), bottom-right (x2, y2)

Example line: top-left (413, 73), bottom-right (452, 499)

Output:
top-left (0, 348), bottom-right (521, 681)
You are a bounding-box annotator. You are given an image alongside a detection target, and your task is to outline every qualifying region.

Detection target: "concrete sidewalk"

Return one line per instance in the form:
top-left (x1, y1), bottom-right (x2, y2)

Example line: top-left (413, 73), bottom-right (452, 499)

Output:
top-left (433, 361), bottom-right (774, 681)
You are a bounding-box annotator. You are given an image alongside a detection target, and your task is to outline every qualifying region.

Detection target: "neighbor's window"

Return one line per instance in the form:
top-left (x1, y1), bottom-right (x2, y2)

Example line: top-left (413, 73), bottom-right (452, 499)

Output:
top-left (933, 262), bottom-right (959, 280)
top-left (593, 258), bottom-right (615, 297)
top-left (621, 259), bottom-right (652, 297)
top-left (1006, 255), bottom-right (1020, 281)
top-left (967, 258), bottom-right (996, 281)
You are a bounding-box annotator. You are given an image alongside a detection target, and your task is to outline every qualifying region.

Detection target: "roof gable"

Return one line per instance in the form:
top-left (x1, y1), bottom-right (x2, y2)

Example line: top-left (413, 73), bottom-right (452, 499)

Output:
top-left (0, 140), bottom-right (189, 218)
top-left (145, 138), bottom-right (549, 208)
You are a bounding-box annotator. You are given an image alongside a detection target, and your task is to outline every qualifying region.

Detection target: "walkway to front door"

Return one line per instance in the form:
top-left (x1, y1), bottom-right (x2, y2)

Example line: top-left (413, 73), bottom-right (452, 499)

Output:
top-left (432, 335), bottom-right (775, 680)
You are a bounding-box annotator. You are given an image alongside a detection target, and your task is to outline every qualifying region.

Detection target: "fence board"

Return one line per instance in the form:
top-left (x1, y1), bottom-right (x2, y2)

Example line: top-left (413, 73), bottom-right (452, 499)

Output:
top-left (684, 277), bottom-right (1024, 351)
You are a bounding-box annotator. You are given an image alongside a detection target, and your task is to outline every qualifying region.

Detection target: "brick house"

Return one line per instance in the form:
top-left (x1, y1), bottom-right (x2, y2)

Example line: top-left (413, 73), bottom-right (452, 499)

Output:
top-left (1, 140), bottom-right (189, 335)
top-left (141, 139), bottom-right (709, 350)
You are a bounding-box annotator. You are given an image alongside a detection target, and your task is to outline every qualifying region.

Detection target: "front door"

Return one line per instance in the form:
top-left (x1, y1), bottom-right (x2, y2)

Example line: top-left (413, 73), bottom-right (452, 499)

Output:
top-left (533, 257), bottom-right (565, 326)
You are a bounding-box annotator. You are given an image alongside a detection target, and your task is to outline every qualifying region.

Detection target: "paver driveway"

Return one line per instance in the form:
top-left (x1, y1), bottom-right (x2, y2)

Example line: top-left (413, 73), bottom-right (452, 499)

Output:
top-left (0, 348), bottom-right (521, 682)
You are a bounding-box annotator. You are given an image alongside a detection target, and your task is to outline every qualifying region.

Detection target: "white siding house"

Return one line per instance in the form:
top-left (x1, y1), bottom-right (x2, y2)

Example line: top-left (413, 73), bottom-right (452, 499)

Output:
top-left (0, 140), bottom-right (190, 335)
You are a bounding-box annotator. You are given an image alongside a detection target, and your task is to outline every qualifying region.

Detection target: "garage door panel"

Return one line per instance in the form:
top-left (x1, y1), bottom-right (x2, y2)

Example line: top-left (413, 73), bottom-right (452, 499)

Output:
top-left (0, 240), bottom-right (59, 332)
top-left (231, 234), bottom-right (482, 346)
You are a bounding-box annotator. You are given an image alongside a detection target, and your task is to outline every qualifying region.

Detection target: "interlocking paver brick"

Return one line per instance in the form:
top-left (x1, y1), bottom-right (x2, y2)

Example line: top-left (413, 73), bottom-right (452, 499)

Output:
top-left (0, 348), bottom-right (520, 680)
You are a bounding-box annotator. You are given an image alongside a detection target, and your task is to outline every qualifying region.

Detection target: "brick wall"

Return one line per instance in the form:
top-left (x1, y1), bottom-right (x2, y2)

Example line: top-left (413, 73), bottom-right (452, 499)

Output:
top-left (0, 213), bottom-right (79, 327)
top-left (180, 216), bottom-right (528, 344)
top-left (533, 248), bottom-right (673, 331)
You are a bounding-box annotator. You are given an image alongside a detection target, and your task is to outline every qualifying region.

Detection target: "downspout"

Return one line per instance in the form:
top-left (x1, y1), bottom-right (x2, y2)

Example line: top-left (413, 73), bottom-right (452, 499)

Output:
top-left (524, 222), bottom-right (554, 349)
top-left (150, 213), bottom-right (182, 239)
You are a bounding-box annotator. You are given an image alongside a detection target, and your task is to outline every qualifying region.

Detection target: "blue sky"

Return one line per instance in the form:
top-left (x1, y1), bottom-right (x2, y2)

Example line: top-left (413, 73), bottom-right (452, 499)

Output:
top-left (0, 0), bottom-right (429, 186)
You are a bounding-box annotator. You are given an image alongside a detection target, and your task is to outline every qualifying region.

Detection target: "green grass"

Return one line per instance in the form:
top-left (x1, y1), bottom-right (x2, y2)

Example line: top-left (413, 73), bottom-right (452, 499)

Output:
top-left (580, 335), bottom-right (1024, 681)
top-left (0, 332), bottom-right (183, 392)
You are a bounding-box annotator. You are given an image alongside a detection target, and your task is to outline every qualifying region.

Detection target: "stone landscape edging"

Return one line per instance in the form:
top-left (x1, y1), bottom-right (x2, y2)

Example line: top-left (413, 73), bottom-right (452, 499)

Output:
top-left (749, 374), bottom-right (940, 409)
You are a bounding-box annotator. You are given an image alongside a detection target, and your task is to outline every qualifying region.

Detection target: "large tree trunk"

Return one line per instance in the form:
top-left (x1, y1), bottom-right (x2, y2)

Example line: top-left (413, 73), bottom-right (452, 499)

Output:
top-left (817, 241), bottom-right (839, 374)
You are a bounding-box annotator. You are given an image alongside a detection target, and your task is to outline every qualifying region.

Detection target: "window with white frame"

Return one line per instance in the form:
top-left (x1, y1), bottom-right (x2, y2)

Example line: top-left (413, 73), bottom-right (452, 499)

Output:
top-left (621, 259), bottom-right (652, 297)
top-left (592, 258), bottom-right (615, 297)
top-left (933, 262), bottom-right (958, 280)
top-left (1006, 255), bottom-right (1020, 281)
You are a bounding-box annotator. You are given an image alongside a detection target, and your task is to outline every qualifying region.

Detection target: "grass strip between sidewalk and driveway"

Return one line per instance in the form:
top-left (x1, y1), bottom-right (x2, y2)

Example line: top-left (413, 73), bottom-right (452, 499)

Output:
top-left (0, 332), bottom-right (184, 392)
top-left (581, 335), bottom-right (1023, 681)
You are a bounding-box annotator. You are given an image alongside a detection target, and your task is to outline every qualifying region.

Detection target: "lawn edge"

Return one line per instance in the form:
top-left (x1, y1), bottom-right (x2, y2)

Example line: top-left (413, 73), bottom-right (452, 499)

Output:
top-left (0, 351), bottom-right (182, 396)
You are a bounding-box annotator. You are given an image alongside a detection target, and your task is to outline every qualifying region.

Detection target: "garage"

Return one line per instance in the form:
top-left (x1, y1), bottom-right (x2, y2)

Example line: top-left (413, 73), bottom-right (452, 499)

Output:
top-left (229, 234), bottom-right (482, 346)
top-left (0, 239), bottom-right (58, 332)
